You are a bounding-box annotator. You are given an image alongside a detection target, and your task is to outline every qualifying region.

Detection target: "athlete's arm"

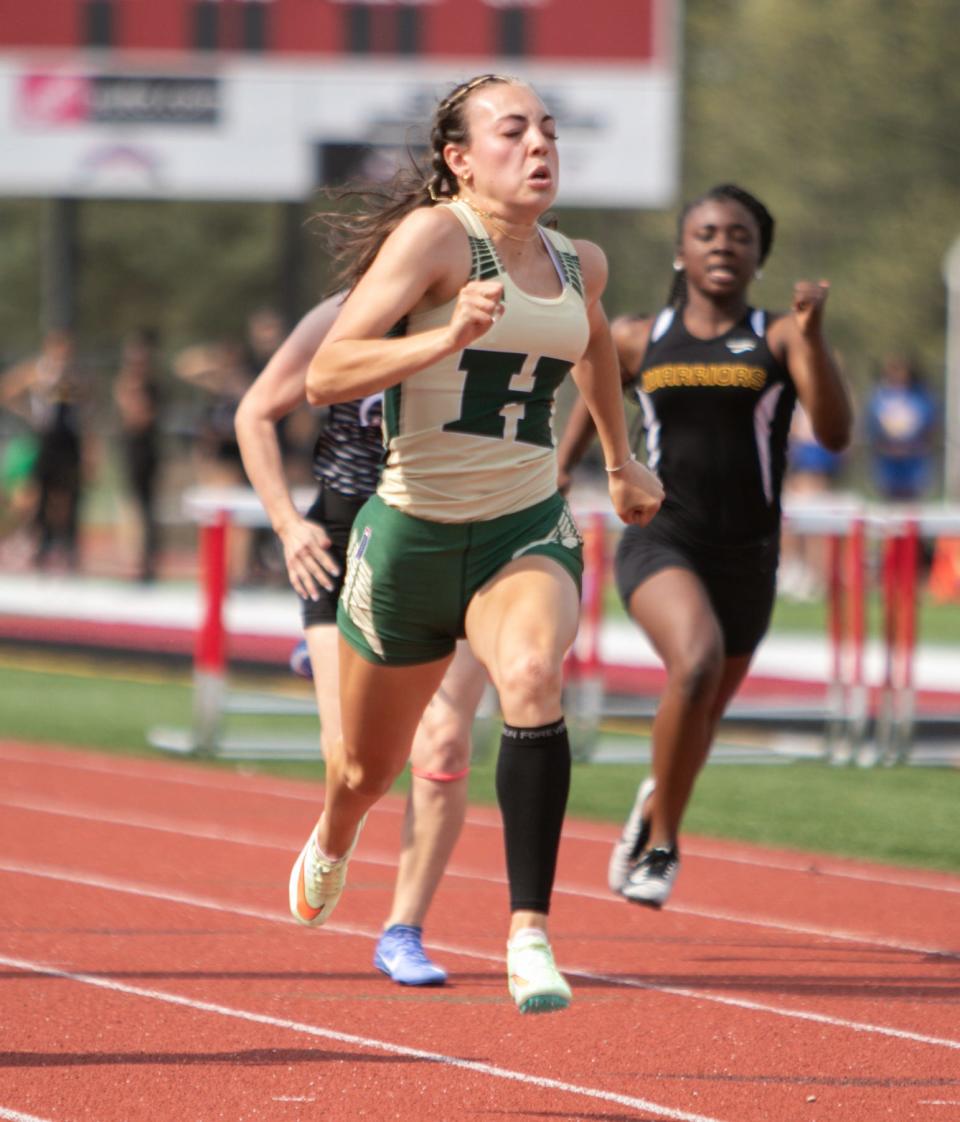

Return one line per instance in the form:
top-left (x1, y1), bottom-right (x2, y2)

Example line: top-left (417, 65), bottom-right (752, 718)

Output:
top-left (235, 297), bottom-right (343, 599)
top-left (557, 314), bottom-right (651, 488)
top-left (568, 241), bottom-right (663, 525)
top-left (306, 207), bottom-right (502, 406)
top-left (770, 280), bottom-right (853, 452)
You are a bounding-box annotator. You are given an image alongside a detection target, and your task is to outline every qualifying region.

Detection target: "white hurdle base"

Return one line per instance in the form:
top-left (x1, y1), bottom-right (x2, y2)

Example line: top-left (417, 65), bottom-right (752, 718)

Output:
top-left (148, 725), bottom-right (322, 760)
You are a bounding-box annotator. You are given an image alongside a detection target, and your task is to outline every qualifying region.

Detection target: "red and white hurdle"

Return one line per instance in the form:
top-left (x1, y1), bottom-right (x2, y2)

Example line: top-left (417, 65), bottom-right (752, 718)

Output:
top-left (157, 486), bottom-right (960, 764)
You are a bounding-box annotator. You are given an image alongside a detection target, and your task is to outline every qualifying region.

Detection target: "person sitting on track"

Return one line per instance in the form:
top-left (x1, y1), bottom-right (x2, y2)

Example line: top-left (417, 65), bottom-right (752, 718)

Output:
top-left (288, 73), bottom-right (663, 1014)
top-left (558, 183), bottom-right (852, 910)
top-left (236, 295), bottom-right (489, 987)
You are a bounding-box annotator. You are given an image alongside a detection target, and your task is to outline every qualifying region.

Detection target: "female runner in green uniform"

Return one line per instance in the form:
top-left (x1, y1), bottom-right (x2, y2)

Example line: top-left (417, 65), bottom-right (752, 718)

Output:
top-left (289, 74), bottom-right (663, 1013)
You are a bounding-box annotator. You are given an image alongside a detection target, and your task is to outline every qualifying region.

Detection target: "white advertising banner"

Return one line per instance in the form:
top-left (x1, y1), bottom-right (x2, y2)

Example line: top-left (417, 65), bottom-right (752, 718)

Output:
top-left (0, 55), bottom-right (678, 207)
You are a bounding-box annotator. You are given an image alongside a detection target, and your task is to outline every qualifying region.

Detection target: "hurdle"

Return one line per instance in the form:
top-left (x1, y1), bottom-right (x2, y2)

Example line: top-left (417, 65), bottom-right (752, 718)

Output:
top-left (148, 485), bottom-right (321, 759)
top-left (152, 486), bottom-right (960, 765)
top-left (562, 498), bottom-right (960, 766)
top-left (871, 506), bottom-right (960, 766)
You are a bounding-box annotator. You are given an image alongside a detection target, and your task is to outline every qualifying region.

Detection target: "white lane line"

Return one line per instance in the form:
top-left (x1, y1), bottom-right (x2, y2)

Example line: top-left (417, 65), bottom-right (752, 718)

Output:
top-left (666, 844), bottom-right (960, 896)
top-left (3, 858), bottom-right (959, 1053)
top-left (0, 1108), bottom-right (59, 1122)
top-left (2, 794), bottom-right (957, 961)
top-left (0, 794), bottom-right (296, 852)
top-left (660, 901), bottom-right (960, 961)
top-left (0, 953), bottom-right (726, 1122)
top-left (4, 743), bottom-right (960, 898)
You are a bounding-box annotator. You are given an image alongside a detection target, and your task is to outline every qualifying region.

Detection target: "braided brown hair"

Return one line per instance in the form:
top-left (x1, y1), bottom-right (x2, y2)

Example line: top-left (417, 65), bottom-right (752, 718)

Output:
top-left (320, 74), bottom-right (518, 294)
top-left (664, 183), bottom-right (776, 309)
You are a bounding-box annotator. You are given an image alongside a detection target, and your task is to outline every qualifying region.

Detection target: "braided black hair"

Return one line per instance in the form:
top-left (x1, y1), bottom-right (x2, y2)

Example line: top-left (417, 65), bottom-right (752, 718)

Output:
top-left (664, 183), bottom-right (775, 309)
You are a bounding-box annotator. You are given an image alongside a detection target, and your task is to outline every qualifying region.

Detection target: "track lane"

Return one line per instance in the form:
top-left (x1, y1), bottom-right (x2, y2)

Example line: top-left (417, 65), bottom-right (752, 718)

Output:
top-left (4, 740), bottom-right (960, 897)
top-left (3, 749), bottom-right (959, 958)
top-left (3, 741), bottom-right (959, 1122)
top-left (2, 864), bottom-right (957, 1122)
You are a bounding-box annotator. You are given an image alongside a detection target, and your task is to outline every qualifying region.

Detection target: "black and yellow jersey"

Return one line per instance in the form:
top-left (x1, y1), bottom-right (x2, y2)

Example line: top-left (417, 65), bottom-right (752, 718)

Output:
top-left (630, 305), bottom-right (796, 547)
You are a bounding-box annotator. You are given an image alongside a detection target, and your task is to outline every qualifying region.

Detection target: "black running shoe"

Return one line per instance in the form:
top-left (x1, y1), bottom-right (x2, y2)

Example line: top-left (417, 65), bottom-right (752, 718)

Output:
top-left (608, 777), bottom-right (655, 894)
top-left (621, 844), bottom-right (680, 909)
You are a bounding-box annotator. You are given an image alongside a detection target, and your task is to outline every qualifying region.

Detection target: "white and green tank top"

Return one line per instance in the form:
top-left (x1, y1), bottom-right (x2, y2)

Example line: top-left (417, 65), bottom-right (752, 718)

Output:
top-left (377, 198), bottom-right (590, 522)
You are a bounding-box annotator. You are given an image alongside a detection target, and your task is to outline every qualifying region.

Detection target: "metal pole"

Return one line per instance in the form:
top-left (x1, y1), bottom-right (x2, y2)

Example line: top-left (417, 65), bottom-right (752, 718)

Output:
top-left (277, 200), bottom-right (303, 330)
top-left (42, 197), bottom-right (79, 332)
top-left (848, 517), bottom-right (870, 756)
top-left (193, 511), bottom-right (229, 753)
top-left (942, 236), bottom-right (960, 500)
top-left (825, 532), bottom-right (847, 762)
top-left (893, 519), bottom-right (920, 764)
top-left (875, 529), bottom-right (899, 761)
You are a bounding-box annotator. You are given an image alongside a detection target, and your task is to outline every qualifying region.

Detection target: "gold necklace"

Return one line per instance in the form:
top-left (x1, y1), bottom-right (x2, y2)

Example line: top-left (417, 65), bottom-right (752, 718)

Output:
top-left (454, 195), bottom-right (541, 244)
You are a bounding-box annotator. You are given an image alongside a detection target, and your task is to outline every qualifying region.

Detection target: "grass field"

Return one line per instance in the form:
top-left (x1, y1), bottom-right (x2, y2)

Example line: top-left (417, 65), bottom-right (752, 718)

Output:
top-left (769, 588), bottom-right (960, 644)
top-left (2, 647), bottom-right (958, 875)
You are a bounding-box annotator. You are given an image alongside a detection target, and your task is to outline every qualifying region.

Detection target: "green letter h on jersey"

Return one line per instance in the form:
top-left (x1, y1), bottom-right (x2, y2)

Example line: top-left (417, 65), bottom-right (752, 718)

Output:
top-left (443, 349), bottom-right (571, 447)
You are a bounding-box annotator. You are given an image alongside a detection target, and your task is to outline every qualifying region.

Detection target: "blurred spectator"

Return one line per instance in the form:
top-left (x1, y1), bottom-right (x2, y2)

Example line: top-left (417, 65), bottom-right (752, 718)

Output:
top-left (779, 405), bottom-right (845, 601)
top-left (242, 307), bottom-right (286, 383)
top-left (113, 327), bottom-right (164, 582)
top-left (173, 337), bottom-right (252, 582)
top-left (866, 354), bottom-right (938, 501)
top-left (245, 308), bottom-right (317, 487)
top-left (0, 410), bottom-right (39, 564)
top-left (174, 338), bottom-right (252, 485)
top-left (0, 329), bottom-right (88, 571)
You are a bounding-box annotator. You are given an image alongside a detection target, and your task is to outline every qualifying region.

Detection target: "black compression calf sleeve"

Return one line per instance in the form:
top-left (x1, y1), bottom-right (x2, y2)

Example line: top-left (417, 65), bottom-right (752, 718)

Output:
top-left (495, 718), bottom-right (572, 914)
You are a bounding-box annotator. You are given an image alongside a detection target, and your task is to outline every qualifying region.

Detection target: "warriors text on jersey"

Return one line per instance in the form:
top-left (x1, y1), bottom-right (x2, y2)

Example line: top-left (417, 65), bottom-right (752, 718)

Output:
top-left (630, 306), bottom-right (796, 547)
top-left (311, 395), bottom-right (384, 499)
top-left (377, 198), bottom-right (590, 523)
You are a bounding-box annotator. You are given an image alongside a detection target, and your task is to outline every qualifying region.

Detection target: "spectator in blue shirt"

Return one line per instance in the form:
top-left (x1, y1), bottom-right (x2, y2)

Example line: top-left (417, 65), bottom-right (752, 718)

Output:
top-left (866, 355), bottom-right (938, 501)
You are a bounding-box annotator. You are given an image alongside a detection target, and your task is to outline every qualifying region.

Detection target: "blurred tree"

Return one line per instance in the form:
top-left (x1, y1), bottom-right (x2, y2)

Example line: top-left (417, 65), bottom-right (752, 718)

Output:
top-left (682, 0), bottom-right (959, 395)
top-left (0, 201), bottom-right (44, 358)
top-left (0, 0), bottom-right (956, 440)
top-left (78, 200), bottom-right (295, 348)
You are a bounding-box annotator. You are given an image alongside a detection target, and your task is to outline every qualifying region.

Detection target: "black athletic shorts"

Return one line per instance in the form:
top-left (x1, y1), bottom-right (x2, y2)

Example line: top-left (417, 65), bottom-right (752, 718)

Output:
top-left (614, 517), bottom-right (779, 658)
top-left (300, 481), bottom-right (370, 628)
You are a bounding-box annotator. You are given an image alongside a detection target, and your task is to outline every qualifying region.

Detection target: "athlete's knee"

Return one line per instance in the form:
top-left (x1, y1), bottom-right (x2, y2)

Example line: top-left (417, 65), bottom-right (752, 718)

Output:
top-left (340, 755), bottom-right (398, 800)
top-left (668, 637), bottom-right (724, 705)
top-left (410, 720), bottom-right (471, 781)
top-left (411, 760), bottom-right (470, 785)
top-left (494, 647), bottom-right (564, 714)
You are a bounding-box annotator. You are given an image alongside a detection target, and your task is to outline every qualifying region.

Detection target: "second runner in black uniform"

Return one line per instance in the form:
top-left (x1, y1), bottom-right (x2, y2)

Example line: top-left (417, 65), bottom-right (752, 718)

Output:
top-left (558, 183), bottom-right (853, 908)
top-left (300, 393), bottom-right (385, 627)
top-left (616, 301), bottom-right (795, 658)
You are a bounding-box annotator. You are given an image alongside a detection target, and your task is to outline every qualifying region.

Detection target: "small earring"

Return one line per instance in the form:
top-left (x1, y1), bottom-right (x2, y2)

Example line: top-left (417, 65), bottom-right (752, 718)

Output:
top-left (755, 268), bottom-right (764, 280)
top-left (672, 260), bottom-right (683, 272)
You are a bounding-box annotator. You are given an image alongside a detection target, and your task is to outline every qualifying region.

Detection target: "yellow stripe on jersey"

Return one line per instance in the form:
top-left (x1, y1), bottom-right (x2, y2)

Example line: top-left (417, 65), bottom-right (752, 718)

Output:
top-left (642, 363), bottom-right (768, 393)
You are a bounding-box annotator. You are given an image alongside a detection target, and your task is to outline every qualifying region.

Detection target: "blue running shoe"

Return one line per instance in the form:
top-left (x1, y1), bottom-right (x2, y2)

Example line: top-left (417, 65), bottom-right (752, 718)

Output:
top-left (374, 924), bottom-right (448, 986)
top-left (289, 639), bottom-right (313, 680)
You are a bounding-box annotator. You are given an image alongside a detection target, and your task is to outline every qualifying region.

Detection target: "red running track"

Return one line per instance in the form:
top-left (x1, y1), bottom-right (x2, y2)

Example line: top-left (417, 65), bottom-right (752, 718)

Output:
top-left (1, 740), bottom-right (958, 1122)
